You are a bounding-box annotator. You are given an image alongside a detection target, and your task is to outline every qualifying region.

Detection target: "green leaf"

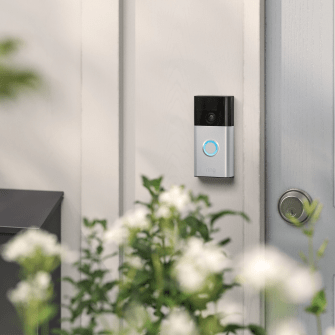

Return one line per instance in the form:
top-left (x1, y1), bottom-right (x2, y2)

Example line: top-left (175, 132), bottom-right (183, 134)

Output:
top-left (183, 216), bottom-right (210, 241)
top-left (52, 329), bottom-right (71, 335)
top-left (299, 251), bottom-right (308, 264)
top-left (190, 192), bottom-right (211, 207)
top-left (209, 210), bottom-right (250, 227)
top-left (219, 238), bottom-right (231, 246)
top-left (305, 289), bottom-right (327, 316)
top-left (135, 200), bottom-right (151, 208)
top-left (0, 39), bottom-right (21, 56)
top-left (317, 239), bottom-right (329, 259)
top-left (247, 324), bottom-right (267, 335)
top-left (286, 214), bottom-right (303, 227)
top-left (222, 323), bottom-right (245, 334)
top-left (97, 245), bottom-right (103, 255)
top-left (142, 175), bottom-right (163, 196)
top-left (62, 276), bottom-right (76, 286)
top-left (199, 315), bottom-right (224, 334)
top-left (303, 229), bottom-right (314, 237)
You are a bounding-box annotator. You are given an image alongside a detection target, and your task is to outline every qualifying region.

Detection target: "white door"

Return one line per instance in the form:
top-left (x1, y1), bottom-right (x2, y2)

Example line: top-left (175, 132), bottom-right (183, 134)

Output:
top-left (266, 0), bottom-right (334, 333)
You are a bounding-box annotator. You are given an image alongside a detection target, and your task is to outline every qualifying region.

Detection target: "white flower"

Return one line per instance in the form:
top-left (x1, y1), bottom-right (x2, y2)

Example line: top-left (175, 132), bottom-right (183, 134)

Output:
top-left (175, 260), bottom-right (208, 292)
top-left (160, 309), bottom-right (198, 335)
top-left (127, 255), bottom-right (144, 269)
top-left (237, 246), bottom-right (321, 304)
top-left (156, 205), bottom-right (171, 218)
top-left (326, 327), bottom-right (335, 335)
top-left (159, 185), bottom-right (190, 211)
top-left (8, 271), bottom-right (51, 305)
top-left (174, 237), bottom-right (229, 292)
top-left (123, 208), bottom-right (150, 230)
top-left (35, 271), bottom-right (51, 290)
top-left (8, 281), bottom-right (31, 304)
top-left (218, 299), bottom-right (244, 325)
top-left (238, 246), bottom-right (295, 289)
top-left (2, 228), bottom-right (67, 262)
top-left (104, 220), bottom-right (128, 245)
top-left (104, 208), bottom-right (150, 246)
top-left (284, 267), bottom-right (322, 304)
top-left (272, 319), bottom-right (306, 335)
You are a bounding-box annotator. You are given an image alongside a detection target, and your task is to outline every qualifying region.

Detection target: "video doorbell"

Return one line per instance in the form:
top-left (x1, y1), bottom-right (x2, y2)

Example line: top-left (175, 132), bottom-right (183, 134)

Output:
top-left (194, 96), bottom-right (234, 178)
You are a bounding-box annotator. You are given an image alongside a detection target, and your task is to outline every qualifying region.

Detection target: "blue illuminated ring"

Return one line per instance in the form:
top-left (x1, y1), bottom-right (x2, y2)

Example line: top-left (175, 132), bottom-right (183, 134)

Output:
top-left (203, 140), bottom-right (219, 157)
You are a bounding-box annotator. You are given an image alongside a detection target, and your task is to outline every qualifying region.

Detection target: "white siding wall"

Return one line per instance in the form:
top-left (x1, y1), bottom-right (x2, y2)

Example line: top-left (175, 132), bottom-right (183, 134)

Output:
top-left (0, 0), bottom-right (263, 328)
top-left (0, 0), bottom-right (120, 325)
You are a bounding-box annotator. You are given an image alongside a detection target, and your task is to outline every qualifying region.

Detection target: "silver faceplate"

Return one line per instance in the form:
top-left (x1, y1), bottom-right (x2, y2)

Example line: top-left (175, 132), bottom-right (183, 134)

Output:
top-left (194, 126), bottom-right (234, 177)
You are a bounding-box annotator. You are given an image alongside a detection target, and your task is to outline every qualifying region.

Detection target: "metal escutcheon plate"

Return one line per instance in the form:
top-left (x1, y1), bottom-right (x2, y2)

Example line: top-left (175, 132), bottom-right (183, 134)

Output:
top-left (278, 189), bottom-right (312, 225)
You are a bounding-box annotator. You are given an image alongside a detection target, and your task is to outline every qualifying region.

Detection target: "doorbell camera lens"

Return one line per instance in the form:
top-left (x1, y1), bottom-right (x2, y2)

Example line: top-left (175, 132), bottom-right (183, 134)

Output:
top-left (206, 112), bottom-right (216, 124)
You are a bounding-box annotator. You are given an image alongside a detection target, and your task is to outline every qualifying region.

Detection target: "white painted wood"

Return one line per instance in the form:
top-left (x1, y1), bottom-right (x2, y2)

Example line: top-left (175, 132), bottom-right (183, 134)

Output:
top-left (0, 0), bottom-right (121, 329)
top-left (81, 0), bottom-right (120, 329)
top-left (135, 0), bottom-right (263, 325)
top-left (0, 0), bottom-right (82, 324)
top-left (243, 0), bottom-right (264, 328)
top-left (81, 1), bottom-right (119, 222)
top-left (121, 0), bottom-right (136, 214)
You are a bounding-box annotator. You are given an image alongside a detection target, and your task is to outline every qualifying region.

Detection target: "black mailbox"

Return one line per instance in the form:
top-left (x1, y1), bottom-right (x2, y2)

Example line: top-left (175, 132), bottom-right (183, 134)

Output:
top-left (0, 189), bottom-right (64, 334)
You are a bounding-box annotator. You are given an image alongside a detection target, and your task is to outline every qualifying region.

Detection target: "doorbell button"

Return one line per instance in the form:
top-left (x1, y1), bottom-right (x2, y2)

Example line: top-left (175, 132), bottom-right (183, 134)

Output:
top-left (203, 140), bottom-right (219, 157)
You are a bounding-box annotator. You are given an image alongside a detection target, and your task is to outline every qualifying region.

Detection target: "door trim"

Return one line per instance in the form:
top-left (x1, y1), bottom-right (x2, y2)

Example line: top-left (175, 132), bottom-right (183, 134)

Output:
top-left (242, 0), bottom-right (265, 327)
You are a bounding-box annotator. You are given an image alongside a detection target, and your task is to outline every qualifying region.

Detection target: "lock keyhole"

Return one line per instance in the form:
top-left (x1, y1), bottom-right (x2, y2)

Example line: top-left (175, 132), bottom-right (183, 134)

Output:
top-left (278, 189), bottom-right (312, 225)
top-left (287, 208), bottom-right (297, 217)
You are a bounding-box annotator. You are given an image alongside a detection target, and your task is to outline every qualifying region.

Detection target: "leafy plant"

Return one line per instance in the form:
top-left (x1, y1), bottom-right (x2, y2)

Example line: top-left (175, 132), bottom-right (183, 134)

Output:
top-left (112, 175), bottom-right (258, 335)
top-left (58, 175), bottom-right (264, 335)
top-left (1, 229), bottom-right (68, 335)
top-left (288, 200), bottom-right (328, 335)
top-left (55, 219), bottom-right (117, 335)
top-left (0, 38), bottom-right (40, 100)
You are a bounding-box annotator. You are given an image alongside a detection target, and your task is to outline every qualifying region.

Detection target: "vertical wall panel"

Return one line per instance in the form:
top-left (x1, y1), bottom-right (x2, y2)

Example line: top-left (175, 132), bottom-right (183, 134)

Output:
top-left (135, 0), bottom-right (246, 313)
top-left (0, 0), bottom-right (82, 324)
top-left (243, 0), bottom-right (264, 328)
top-left (81, 0), bottom-right (120, 328)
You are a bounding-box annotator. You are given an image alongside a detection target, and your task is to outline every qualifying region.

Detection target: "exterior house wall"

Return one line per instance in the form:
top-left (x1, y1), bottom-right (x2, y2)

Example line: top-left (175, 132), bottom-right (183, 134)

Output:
top-left (0, 0), bottom-right (263, 327)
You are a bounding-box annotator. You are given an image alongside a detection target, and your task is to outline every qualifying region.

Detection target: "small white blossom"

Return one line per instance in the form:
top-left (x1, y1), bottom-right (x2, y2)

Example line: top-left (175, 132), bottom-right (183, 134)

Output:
top-left (123, 208), bottom-right (150, 230)
top-left (284, 267), bottom-right (322, 304)
top-left (127, 256), bottom-right (144, 269)
top-left (156, 204), bottom-right (171, 218)
top-left (159, 185), bottom-right (190, 211)
top-left (2, 228), bottom-right (69, 262)
top-left (174, 237), bottom-right (229, 292)
top-left (160, 309), bottom-right (198, 335)
top-left (104, 208), bottom-right (150, 246)
top-left (237, 246), bottom-right (321, 303)
top-left (104, 220), bottom-right (128, 245)
top-left (8, 271), bottom-right (51, 304)
top-left (35, 271), bottom-right (51, 290)
top-left (272, 319), bottom-right (306, 335)
top-left (218, 299), bottom-right (244, 325)
top-left (238, 246), bottom-right (295, 289)
top-left (175, 260), bottom-right (208, 292)
top-left (326, 327), bottom-right (335, 335)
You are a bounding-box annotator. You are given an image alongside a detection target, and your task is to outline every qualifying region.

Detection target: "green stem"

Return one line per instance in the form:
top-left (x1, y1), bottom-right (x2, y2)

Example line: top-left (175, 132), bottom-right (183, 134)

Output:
top-left (307, 230), bottom-right (322, 335)
top-left (41, 321), bottom-right (48, 335)
top-left (308, 236), bottom-right (315, 271)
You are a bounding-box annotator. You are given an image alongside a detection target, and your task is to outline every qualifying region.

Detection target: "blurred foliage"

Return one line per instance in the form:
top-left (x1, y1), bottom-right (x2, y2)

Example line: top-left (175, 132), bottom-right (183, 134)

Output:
top-left (56, 176), bottom-right (264, 335)
top-left (288, 200), bottom-right (327, 335)
top-left (0, 38), bottom-right (40, 100)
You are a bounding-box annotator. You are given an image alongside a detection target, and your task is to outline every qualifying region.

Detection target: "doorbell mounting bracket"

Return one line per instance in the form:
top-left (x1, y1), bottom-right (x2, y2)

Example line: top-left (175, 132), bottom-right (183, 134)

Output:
top-left (194, 96), bottom-right (234, 178)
